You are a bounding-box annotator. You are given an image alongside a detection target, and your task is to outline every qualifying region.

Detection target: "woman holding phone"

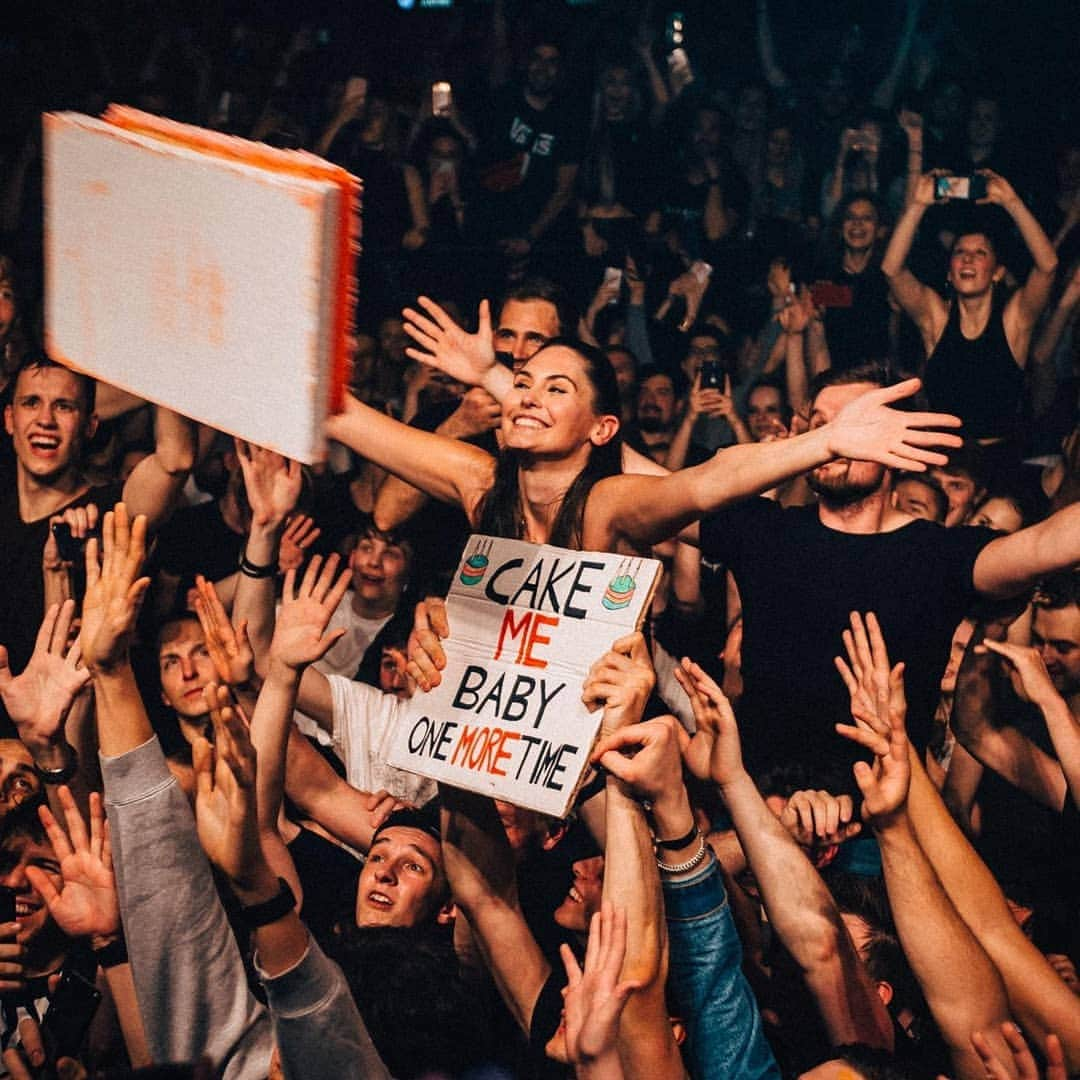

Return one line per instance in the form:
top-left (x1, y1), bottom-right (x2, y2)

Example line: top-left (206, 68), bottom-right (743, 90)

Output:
top-left (882, 169), bottom-right (1057, 457)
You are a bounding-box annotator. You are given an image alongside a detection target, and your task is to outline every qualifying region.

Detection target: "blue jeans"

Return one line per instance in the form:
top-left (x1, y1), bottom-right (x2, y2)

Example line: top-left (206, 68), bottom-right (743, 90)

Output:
top-left (664, 853), bottom-right (780, 1080)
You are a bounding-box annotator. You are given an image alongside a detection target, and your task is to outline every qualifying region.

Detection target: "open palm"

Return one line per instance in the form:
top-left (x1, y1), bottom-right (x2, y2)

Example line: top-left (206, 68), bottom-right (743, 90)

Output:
top-left (27, 790), bottom-right (119, 941)
top-left (270, 556), bottom-right (350, 671)
top-left (0, 601), bottom-right (89, 742)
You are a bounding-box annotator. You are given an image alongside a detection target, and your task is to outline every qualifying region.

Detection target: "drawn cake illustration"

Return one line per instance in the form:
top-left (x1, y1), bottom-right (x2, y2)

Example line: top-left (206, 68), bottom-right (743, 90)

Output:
top-left (459, 539), bottom-right (493, 586)
top-left (602, 560), bottom-right (637, 610)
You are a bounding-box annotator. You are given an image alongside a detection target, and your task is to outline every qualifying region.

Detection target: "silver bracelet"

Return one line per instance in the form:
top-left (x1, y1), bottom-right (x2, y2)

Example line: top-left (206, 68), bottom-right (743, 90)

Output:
top-left (656, 833), bottom-right (708, 874)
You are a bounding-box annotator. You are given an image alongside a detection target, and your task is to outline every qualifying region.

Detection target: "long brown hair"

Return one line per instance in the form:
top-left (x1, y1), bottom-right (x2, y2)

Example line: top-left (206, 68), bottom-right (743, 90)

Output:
top-left (478, 339), bottom-right (622, 549)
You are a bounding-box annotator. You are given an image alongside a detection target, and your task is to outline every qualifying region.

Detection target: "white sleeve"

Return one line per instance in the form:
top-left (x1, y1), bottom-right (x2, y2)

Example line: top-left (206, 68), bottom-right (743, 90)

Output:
top-left (327, 676), bottom-right (437, 805)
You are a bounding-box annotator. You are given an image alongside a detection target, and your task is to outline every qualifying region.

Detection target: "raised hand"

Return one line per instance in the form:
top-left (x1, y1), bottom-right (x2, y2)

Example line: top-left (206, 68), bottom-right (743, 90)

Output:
top-left (234, 440), bottom-right (303, 530)
top-left (975, 638), bottom-right (1064, 712)
top-left (559, 903), bottom-right (642, 1067)
top-left (777, 286), bottom-right (816, 334)
top-left (79, 505), bottom-right (151, 673)
top-left (26, 788), bottom-right (119, 942)
top-left (269, 555), bottom-right (350, 672)
top-left (897, 109), bottom-right (923, 144)
top-left (277, 514), bottom-right (321, 574)
top-left (193, 575), bottom-right (254, 686)
top-left (581, 632), bottom-right (655, 733)
top-left (405, 597), bottom-right (450, 691)
top-left (590, 716), bottom-right (685, 806)
top-left (971, 1024), bottom-right (1066, 1080)
top-left (976, 169), bottom-right (1020, 210)
top-left (779, 789), bottom-right (862, 849)
top-left (672, 657), bottom-right (743, 788)
top-left (440, 388), bottom-right (502, 440)
top-left (834, 613), bottom-right (911, 825)
top-left (402, 297), bottom-right (496, 385)
top-left (834, 611), bottom-right (907, 742)
top-left (911, 170), bottom-right (940, 207)
top-left (0, 601), bottom-right (90, 748)
top-left (193, 683), bottom-right (261, 890)
top-left (825, 378), bottom-right (963, 471)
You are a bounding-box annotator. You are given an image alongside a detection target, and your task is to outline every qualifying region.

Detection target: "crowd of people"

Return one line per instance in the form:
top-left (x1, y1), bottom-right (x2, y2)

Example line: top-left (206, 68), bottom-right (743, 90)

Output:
top-left (0, 1), bottom-right (1079, 1077)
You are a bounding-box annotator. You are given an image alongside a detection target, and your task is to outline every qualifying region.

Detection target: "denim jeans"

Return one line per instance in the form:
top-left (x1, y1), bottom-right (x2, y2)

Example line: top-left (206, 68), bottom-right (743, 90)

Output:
top-left (664, 852), bottom-right (780, 1079)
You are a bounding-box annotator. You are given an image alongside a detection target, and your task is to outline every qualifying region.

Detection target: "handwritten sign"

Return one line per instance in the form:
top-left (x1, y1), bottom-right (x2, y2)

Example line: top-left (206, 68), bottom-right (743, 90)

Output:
top-left (387, 536), bottom-right (661, 816)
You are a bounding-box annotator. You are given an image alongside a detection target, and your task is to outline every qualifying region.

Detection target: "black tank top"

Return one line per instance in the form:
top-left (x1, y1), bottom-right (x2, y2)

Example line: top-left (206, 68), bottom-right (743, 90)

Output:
top-left (923, 295), bottom-right (1023, 440)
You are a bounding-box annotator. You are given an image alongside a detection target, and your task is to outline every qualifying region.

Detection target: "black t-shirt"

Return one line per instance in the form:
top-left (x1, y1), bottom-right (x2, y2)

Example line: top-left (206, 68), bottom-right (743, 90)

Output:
top-left (149, 499), bottom-right (244, 597)
top-left (699, 500), bottom-right (997, 771)
top-left (0, 481), bottom-right (123, 689)
top-left (475, 86), bottom-right (585, 237)
top-left (819, 264), bottom-right (892, 372)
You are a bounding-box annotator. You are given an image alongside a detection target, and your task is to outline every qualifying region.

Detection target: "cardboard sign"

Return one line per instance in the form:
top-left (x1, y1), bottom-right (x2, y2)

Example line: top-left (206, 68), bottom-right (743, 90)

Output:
top-left (387, 536), bottom-right (661, 817)
top-left (43, 107), bottom-right (359, 463)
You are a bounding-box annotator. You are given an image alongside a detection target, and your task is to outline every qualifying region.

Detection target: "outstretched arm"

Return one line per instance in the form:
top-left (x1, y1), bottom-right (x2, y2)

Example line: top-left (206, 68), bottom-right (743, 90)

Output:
top-left (231, 442), bottom-right (305, 672)
top-left (83, 505), bottom-right (274, 1072)
top-left (121, 406), bottom-right (196, 531)
top-left (982, 172), bottom-right (1058, 332)
top-left (589, 379), bottom-right (962, 549)
top-left (836, 616), bottom-right (1017, 1080)
top-left (881, 175), bottom-right (949, 346)
top-left (325, 390), bottom-right (496, 521)
top-left (585, 634), bottom-right (683, 1079)
top-left (754, 0), bottom-right (789, 89)
top-left (972, 503), bottom-right (1080, 598)
top-left (676, 659), bottom-right (892, 1051)
top-left (870, 0), bottom-right (921, 111)
top-left (951, 624), bottom-right (1067, 811)
top-left (839, 613), bottom-right (1080, 1073)
top-left (196, 686), bottom-right (391, 1079)
top-left (439, 785), bottom-right (551, 1036)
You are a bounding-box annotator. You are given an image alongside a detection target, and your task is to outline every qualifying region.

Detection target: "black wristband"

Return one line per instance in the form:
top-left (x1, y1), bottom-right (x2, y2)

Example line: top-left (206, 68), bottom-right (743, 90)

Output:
top-left (655, 823), bottom-right (699, 851)
top-left (239, 878), bottom-right (296, 929)
top-left (573, 766), bottom-right (607, 809)
top-left (93, 936), bottom-right (128, 969)
top-left (34, 744), bottom-right (78, 785)
top-left (238, 550), bottom-right (276, 579)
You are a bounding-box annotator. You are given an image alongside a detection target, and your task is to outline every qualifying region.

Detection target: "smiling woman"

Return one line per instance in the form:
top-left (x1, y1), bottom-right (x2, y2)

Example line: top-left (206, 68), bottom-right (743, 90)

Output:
top-left (326, 328), bottom-right (963, 559)
top-left (881, 169), bottom-right (1058, 448)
